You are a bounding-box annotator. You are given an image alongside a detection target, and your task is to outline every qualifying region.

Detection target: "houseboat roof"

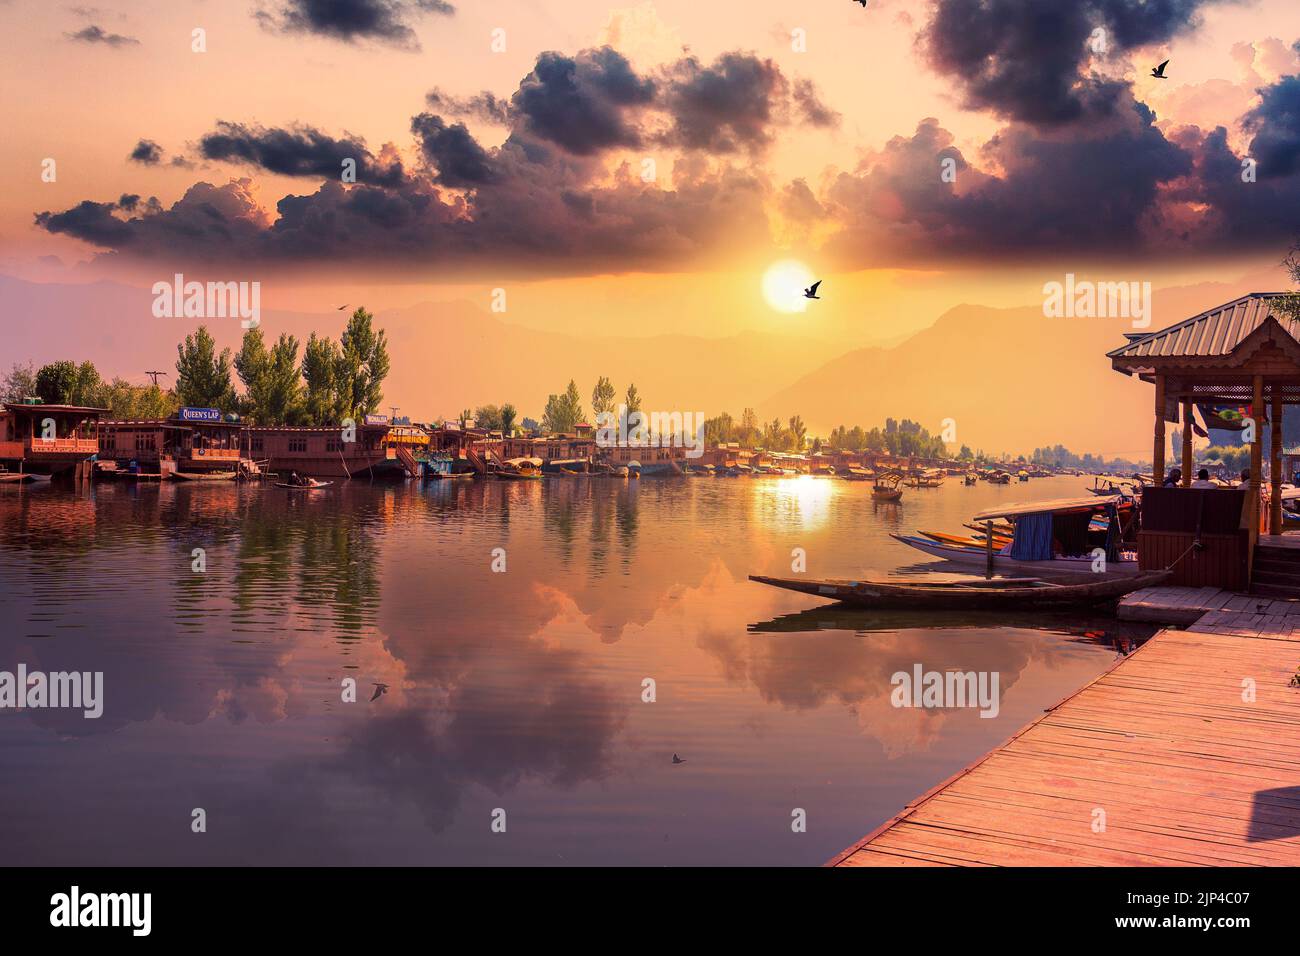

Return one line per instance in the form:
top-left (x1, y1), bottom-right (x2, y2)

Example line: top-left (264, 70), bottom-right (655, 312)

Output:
top-left (100, 417), bottom-right (245, 429)
top-left (245, 422), bottom-right (388, 431)
top-left (1108, 292), bottom-right (1290, 365)
top-left (973, 495), bottom-right (1123, 522)
top-left (4, 402), bottom-right (108, 415)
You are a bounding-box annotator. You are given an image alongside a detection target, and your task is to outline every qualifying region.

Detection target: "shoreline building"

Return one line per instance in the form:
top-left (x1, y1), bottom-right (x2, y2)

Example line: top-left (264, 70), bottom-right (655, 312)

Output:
top-left (0, 401), bottom-right (104, 478)
top-left (246, 415), bottom-right (409, 478)
top-left (96, 407), bottom-right (246, 478)
top-left (1109, 292), bottom-right (1300, 593)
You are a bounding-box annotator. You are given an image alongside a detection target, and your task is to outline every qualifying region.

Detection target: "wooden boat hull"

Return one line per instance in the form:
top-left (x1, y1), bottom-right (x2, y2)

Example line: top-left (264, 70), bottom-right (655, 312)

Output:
top-left (891, 532), bottom-right (1141, 575)
top-left (276, 481), bottom-right (332, 490)
top-left (748, 569), bottom-right (1171, 609)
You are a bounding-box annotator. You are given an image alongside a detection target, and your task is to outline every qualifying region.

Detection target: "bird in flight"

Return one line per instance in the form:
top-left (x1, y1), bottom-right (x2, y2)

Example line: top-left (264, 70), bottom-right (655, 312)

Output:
top-left (1151, 60), bottom-right (1169, 79)
top-left (672, 753), bottom-right (686, 764)
top-left (337, 303), bottom-right (350, 310)
top-left (370, 682), bottom-right (388, 701)
top-left (853, 0), bottom-right (867, 6)
top-left (803, 280), bottom-right (822, 300)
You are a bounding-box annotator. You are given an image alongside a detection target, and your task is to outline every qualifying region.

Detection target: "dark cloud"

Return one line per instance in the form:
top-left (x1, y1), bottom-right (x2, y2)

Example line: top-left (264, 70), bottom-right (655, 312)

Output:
top-left (661, 52), bottom-right (829, 152)
top-left (199, 121), bottom-right (406, 186)
top-left (256, 0), bottom-right (454, 50)
top-left (128, 139), bottom-right (163, 165)
top-left (921, 0), bottom-right (1225, 124)
top-left (65, 24), bottom-right (138, 47)
top-left (821, 90), bottom-right (1193, 264)
top-left (410, 113), bottom-right (495, 186)
top-left (511, 47), bottom-right (655, 156)
top-left (1243, 74), bottom-right (1300, 177)
top-left (425, 88), bottom-right (512, 125)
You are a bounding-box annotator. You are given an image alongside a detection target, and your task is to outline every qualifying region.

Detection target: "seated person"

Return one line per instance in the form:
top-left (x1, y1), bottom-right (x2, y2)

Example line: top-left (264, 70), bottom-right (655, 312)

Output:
top-left (1190, 468), bottom-right (1217, 488)
top-left (1162, 467), bottom-right (1182, 487)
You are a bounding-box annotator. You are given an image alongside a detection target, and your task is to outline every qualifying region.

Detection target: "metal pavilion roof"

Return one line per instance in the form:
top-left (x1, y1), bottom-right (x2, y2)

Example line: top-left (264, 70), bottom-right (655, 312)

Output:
top-left (1108, 292), bottom-right (1294, 363)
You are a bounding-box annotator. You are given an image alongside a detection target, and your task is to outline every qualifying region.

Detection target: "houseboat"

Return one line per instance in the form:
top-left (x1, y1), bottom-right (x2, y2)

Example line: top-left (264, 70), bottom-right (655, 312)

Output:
top-left (892, 495), bottom-right (1139, 575)
top-left (0, 401), bottom-right (104, 478)
top-left (599, 444), bottom-right (686, 476)
top-left (97, 407), bottom-right (247, 479)
top-left (247, 416), bottom-right (408, 479)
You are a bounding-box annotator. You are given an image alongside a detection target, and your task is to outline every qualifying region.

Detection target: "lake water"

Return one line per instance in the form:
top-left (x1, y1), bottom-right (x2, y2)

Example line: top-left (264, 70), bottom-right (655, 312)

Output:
top-left (0, 474), bottom-right (1149, 865)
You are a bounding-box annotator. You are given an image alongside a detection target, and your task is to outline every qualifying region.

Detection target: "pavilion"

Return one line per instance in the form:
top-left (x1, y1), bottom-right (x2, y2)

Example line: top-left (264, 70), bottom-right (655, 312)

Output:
top-left (1109, 292), bottom-right (1300, 589)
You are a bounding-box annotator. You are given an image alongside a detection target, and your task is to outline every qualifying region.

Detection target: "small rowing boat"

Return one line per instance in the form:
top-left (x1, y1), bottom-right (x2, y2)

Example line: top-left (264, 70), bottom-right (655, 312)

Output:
top-left (276, 480), bottom-right (332, 490)
top-left (748, 569), bottom-right (1171, 610)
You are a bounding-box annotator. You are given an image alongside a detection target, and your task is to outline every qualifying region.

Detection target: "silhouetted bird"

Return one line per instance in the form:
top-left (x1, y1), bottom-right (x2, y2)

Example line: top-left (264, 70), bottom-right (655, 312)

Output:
top-left (337, 303), bottom-right (350, 310)
top-left (370, 682), bottom-right (388, 701)
top-left (672, 753), bottom-right (685, 764)
top-left (1151, 60), bottom-right (1169, 79)
top-left (803, 280), bottom-right (822, 300)
top-left (853, 0), bottom-right (867, 6)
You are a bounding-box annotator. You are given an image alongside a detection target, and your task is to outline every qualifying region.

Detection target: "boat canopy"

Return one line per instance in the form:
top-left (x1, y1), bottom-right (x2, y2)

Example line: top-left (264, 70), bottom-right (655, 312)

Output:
top-left (504, 457), bottom-right (543, 467)
top-left (973, 495), bottom-right (1123, 522)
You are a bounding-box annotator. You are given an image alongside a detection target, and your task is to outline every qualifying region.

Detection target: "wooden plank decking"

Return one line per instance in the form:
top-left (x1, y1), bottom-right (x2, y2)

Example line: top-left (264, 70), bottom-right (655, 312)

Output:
top-left (831, 612), bottom-right (1300, 867)
top-left (1117, 584), bottom-right (1300, 626)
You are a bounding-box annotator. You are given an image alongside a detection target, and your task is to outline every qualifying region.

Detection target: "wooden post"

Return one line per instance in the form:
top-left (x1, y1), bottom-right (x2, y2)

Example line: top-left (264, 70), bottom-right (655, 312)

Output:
top-left (1153, 375), bottom-right (1166, 483)
top-left (1181, 398), bottom-right (1193, 487)
top-left (985, 520), bottom-right (994, 580)
top-left (1250, 376), bottom-right (1265, 575)
top-left (1271, 390), bottom-right (1283, 535)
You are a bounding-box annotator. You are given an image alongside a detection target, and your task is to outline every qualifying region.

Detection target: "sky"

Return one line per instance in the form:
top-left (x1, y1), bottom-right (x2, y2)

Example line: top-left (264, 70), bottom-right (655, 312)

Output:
top-left (3, 0), bottom-right (1300, 450)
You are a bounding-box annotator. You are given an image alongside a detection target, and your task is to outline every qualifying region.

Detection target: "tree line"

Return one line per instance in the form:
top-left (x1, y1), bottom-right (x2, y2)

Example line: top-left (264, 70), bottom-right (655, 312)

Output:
top-left (1, 308), bottom-right (390, 426)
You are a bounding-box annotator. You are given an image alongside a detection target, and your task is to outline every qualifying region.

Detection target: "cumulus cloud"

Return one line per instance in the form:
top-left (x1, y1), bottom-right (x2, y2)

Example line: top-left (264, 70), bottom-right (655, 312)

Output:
top-left (199, 121), bottom-right (407, 187)
top-left (511, 47), bottom-right (656, 156)
top-left (128, 139), bottom-right (163, 165)
top-left (921, 0), bottom-right (1227, 124)
top-left (255, 0), bottom-right (454, 49)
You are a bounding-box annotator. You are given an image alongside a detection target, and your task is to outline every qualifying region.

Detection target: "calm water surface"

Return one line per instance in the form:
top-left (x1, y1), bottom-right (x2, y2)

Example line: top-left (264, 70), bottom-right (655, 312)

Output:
top-left (0, 474), bottom-right (1148, 865)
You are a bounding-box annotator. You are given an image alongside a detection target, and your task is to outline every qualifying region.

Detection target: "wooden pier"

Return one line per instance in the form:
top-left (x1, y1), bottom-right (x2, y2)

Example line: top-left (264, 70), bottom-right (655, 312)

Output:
top-left (830, 608), bottom-right (1300, 867)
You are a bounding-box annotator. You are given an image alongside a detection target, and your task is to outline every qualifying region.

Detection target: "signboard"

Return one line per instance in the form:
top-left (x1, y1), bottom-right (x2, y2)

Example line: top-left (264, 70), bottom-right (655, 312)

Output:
top-left (364, 414), bottom-right (389, 426)
top-left (178, 407), bottom-right (221, 423)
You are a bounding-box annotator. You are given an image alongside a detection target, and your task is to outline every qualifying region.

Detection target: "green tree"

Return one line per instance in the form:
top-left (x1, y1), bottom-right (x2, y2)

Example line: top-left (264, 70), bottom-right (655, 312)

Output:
top-left (34, 361), bottom-right (78, 404)
top-left (175, 326), bottom-right (236, 410)
top-left (788, 415), bottom-right (806, 451)
top-left (592, 376), bottom-right (616, 417)
top-left (500, 403), bottom-right (518, 437)
top-left (237, 330), bottom-right (304, 425)
top-left (302, 332), bottom-right (342, 424)
top-left (624, 383), bottom-right (641, 414)
top-left (542, 380), bottom-right (585, 434)
top-left (334, 308), bottom-right (390, 419)
top-left (474, 404), bottom-right (504, 431)
top-left (1, 362), bottom-right (37, 403)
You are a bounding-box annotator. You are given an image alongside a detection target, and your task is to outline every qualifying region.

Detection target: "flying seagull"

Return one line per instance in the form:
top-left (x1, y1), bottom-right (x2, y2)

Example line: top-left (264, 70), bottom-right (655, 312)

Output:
top-left (803, 280), bottom-right (822, 300)
top-left (370, 682), bottom-right (388, 701)
top-left (672, 753), bottom-right (685, 764)
top-left (1151, 60), bottom-right (1169, 79)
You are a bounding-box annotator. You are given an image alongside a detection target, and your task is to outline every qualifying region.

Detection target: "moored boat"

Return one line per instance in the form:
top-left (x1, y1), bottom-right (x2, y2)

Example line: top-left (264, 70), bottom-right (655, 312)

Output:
top-left (748, 569), bottom-right (1171, 610)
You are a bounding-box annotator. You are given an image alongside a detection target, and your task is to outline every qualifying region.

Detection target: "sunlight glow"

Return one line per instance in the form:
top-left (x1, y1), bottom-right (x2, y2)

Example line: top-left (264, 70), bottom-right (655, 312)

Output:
top-left (761, 259), bottom-right (817, 314)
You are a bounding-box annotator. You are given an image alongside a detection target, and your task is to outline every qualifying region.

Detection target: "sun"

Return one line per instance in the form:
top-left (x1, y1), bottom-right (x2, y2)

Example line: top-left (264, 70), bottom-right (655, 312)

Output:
top-left (761, 259), bottom-right (817, 314)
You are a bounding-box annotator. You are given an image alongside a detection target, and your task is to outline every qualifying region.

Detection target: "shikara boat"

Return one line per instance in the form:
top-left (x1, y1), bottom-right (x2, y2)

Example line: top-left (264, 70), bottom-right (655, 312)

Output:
top-left (748, 569), bottom-right (1171, 610)
top-left (497, 457), bottom-right (543, 480)
top-left (276, 479), bottom-right (332, 490)
top-left (872, 472), bottom-right (904, 501)
top-left (894, 494), bottom-right (1141, 574)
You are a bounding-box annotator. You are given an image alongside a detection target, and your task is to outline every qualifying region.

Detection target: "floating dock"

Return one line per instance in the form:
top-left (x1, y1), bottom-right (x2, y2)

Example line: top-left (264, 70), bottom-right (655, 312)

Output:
top-left (830, 605), bottom-right (1300, 866)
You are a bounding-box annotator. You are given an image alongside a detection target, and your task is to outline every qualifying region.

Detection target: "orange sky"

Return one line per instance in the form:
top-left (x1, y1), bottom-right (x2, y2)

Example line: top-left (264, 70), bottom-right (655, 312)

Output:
top-left (3, 0), bottom-right (1300, 454)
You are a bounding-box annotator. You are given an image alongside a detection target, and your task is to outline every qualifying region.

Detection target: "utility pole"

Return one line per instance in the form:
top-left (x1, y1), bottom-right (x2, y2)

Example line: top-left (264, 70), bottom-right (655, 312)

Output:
top-left (389, 406), bottom-right (400, 421)
top-left (145, 371), bottom-right (167, 386)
